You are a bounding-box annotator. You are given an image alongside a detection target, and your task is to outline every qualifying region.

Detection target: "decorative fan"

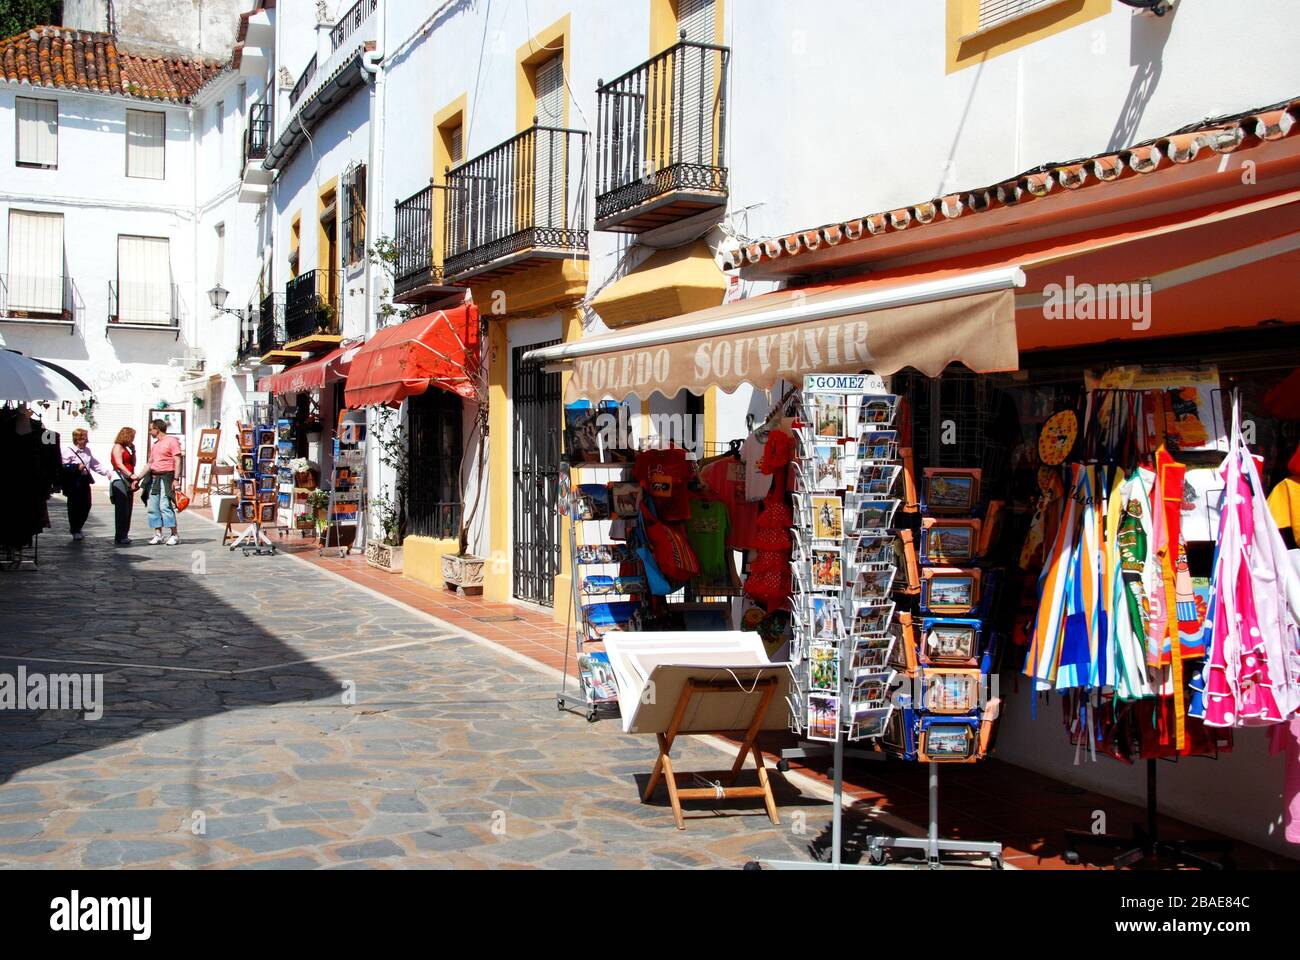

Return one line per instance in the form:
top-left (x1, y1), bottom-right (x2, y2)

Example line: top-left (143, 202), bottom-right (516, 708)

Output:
top-left (1038, 411), bottom-right (1078, 467)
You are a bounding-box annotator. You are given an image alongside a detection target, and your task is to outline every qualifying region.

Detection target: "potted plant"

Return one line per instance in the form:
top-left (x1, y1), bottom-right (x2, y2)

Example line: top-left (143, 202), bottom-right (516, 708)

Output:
top-left (366, 491), bottom-right (404, 573)
top-left (305, 488), bottom-right (331, 532)
top-left (290, 457), bottom-right (317, 490)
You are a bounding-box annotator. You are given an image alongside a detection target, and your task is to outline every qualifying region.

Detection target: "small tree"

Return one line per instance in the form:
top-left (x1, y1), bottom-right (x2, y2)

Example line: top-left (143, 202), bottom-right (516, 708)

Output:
top-left (368, 236), bottom-right (489, 558)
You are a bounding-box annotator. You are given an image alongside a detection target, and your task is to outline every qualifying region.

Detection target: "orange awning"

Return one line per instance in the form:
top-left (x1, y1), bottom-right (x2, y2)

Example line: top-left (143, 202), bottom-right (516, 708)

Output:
top-left (344, 304), bottom-right (481, 408)
top-left (259, 344), bottom-right (358, 395)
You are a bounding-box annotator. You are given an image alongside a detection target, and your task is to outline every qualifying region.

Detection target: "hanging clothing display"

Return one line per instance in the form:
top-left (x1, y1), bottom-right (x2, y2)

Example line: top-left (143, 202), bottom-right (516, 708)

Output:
top-left (0, 407), bottom-right (60, 550)
top-left (745, 428), bottom-right (796, 611)
top-left (1196, 401), bottom-right (1300, 728)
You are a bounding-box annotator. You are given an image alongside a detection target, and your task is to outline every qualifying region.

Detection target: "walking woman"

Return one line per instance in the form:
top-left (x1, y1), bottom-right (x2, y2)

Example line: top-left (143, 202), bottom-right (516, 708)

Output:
top-left (109, 427), bottom-right (139, 546)
top-left (60, 429), bottom-right (111, 541)
top-left (134, 419), bottom-right (183, 546)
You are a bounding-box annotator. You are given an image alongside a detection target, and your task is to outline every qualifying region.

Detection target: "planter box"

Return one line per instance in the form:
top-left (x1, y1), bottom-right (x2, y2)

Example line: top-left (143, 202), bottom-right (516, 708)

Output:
top-left (441, 553), bottom-right (485, 595)
top-left (366, 542), bottom-right (403, 573)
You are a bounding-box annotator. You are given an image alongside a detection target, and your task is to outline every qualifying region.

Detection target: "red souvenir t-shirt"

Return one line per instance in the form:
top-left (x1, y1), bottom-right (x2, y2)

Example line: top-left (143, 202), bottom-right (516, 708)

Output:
top-left (634, 447), bottom-right (692, 521)
top-left (701, 457), bottom-right (760, 550)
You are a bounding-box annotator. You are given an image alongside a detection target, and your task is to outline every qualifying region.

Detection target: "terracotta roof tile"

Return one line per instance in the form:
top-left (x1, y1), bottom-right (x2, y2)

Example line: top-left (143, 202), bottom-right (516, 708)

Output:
top-left (728, 96), bottom-right (1300, 271)
top-left (0, 26), bottom-right (223, 103)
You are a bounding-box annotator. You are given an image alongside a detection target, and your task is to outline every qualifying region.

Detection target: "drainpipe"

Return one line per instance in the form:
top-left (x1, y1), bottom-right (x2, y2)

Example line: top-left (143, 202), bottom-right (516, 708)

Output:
top-left (359, 0), bottom-right (386, 554)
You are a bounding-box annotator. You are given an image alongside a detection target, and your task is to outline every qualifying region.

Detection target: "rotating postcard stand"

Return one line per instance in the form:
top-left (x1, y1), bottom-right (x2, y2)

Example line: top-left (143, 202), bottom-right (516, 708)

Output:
top-left (758, 377), bottom-right (1003, 870)
top-left (321, 410), bottom-right (367, 558)
top-left (229, 423), bottom-right (277, 555)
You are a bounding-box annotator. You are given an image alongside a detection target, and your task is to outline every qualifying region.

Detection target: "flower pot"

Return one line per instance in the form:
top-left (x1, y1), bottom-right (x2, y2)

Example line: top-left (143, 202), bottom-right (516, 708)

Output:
top-left (441, 553), bottom-right (485, 596)
top-left (366, 541), bottom-right (403, 573)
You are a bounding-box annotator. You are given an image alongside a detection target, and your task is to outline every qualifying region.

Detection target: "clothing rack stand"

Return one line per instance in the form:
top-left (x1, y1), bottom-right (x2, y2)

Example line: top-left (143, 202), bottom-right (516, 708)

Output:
top-left (1063, 759), bottom-right (1234, 869)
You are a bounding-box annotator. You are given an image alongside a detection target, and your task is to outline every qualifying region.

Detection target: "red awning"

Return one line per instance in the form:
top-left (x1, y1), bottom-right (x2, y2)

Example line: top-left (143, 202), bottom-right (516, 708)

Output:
top-left (344, 304), bottom-right (480, 407)
top-left (258, 344), bottom-right (358, 396)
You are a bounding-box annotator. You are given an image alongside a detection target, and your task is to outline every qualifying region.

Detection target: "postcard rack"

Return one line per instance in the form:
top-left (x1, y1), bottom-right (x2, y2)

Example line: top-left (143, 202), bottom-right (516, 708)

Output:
top-left (228, 422), bottom-right (277, 555)
top-left (556, 457), bottom-right (648, 722)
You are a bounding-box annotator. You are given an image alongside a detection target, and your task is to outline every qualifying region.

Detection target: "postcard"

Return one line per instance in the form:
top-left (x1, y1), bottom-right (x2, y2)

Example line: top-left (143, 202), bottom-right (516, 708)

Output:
top-left (807, 693), bottom-right (840, 742)
top-left (812, 444), bottom-right (844, 491)
top-left (852, 534), bottom-right (896, 567)
top-left (858, 394), bottom-right (899, 429)
top-left (852, 600), bottom-right (896, 637)
top-left (850, 633), bottom-right (895, 673)
top-left (811, 495), bottom-right (844, 540)
top-left (855, 463), bottom-right (901, 496)
top-left (856, 430), bottom-right (898, 463)
top-left (810, 596), bottom-right (843, 639)
top-left (850, 671), bottom-right (894, 706)
top-left (855, 564), bottom-right (896, 599)
top-left (812, 395), bottom-right (847, 440)
top-left (809, 641), bottom-right (840, 693)
top-left (852, 497), bottom-right (899, 533)
top-left (811, 548), bottom-right (843, 591)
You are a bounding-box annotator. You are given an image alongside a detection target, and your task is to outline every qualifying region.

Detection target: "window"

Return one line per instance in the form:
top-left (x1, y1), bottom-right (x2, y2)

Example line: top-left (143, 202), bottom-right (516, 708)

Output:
top-left (15, 98), bottom-right (58, 169)
top-left (407, 390), bottom-right (464, 540)
top-left (534, 54), bottom-right (564, 228)
top-left (449, 123), bottom-right (463, 165)
top-left (976, 0), bottom-right (1065, 32)
top-left (342, 164), bottom-right (367, 266)
top-left (116, 235), bottom-right (173, 325)
top-left (125, 109), bottom-right (165, 179)
top-left (6, 210), bottom-right (65, 315)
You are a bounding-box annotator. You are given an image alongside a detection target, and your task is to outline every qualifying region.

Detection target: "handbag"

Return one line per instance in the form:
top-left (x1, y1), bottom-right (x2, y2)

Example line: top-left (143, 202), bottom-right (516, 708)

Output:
top-left (633, 515), bottom-right (675, 597)
top-left (175, 489), bottom-right (191, 513)
top-left (639, 502), bottom-right (699, 583)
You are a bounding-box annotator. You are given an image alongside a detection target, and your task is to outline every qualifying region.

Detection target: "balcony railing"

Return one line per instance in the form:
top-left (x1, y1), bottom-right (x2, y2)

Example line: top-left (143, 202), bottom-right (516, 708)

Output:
top-left (393, 182), bottom-right (441, 296)
top-left (108, 281), bottom-right (181, 333)
top-left (236, 303), bottom-right (262, 364)
top-left (595, 38), bottom-right (730, 231)
top-left (258, 293), bottom-right (286, 355)
top-left (0, 273), bottom-right (82, 330)
top-left (443, 124), bottom-right (590, 281)
top-left (244, 101), bottom-right (272, 165)
top-left (288, 54), bottom-right (317, 109)
top-left (284, 269), bottom-right (340, 343)
top-left (330, 0), bottom-right (377, 52)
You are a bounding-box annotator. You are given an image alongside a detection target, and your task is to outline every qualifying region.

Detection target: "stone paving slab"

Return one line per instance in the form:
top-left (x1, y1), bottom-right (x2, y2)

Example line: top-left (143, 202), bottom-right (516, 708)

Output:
top-left (0, 502), bottom-right (831, 869)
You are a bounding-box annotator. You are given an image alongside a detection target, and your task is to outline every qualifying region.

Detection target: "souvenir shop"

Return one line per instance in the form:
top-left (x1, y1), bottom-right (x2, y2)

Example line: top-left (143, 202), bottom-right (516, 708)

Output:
top-left (523, 209), bottom-right (1300, 865)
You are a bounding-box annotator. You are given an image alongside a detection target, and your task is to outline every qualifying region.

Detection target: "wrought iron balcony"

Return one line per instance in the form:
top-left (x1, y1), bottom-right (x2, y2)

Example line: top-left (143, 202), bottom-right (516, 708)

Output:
top-left (443, 124), bottom-right (590, 283)
top-left (107, 281), bottom-right (181, 339)
top-left (0, 273), bottom-right (81, 332)
top-left (284, 269), bottom-right (340, 344)
top-left (392, 182), bottom-right (462, 305)
top-left (258, 293), bottom-right (286, 356)
top-left (236, 303), bottom-right (262, 365)
top-left (595, 38), bottom-right (730, 233)
top-left (330, 0), bottom-right (376, 52)
top-left (288, 54), bottom-right (317, 109)
top-left (244, 101), bottom-right (272, 164)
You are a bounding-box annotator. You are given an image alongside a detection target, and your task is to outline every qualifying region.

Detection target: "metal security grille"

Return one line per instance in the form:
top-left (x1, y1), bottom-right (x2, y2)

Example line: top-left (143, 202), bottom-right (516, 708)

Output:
top-left (512, 342), bottom-right (562, 605)
top-left (407, 388), bottom-right (464, 540)
top-left (977, 0), bottom-right (1060, 31)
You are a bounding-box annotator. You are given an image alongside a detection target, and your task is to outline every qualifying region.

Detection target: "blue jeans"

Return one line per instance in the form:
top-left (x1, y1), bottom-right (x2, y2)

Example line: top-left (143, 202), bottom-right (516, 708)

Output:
top-left (147, 473), bottom-right (177, 531)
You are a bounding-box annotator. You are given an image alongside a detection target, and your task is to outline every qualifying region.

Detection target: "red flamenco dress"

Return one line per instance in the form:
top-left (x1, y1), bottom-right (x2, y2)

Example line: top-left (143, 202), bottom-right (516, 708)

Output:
top-left (745, 429), bottom-right (796, 611)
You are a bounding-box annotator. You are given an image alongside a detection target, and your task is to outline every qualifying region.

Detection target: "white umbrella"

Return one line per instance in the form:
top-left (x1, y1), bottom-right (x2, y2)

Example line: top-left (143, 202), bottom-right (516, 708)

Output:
top-left (0, 349), bottom-right (89, 403)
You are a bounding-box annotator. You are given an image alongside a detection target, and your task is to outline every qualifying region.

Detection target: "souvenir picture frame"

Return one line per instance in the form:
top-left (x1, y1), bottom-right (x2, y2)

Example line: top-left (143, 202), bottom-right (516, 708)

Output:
top-left (919, 720), bottom-right (977, 762)
top-left (257, 503), bottom-right (277, 524)
top-left (192, 460), bottom-right (213, 494)
top-left (238, 479), bottom-right (256, 499)
top-left (239, 454), bottom-right (256, 475)
top-left (812, 395), bottom-right (847, 440)
top-left (922, 567), bottom-right (982, 616)
top-left (920, 517), bottom-right (982, 564)
top-left (922, 668), bottom-right (983, 715)
top-left (197, 429), bottom-right (220, 458)
top-left (888, 612), bottom-right (920, 677)
top-left (807, 693), bottom-right (840, 742)
top-left (921, 619), bottom-right (982, 666)
top-left (923, 467), bottom-right (982, 515)
top-left (609, 482), bottom-right (642, 518)
top-left (811, 495), bottom-right (844, 540)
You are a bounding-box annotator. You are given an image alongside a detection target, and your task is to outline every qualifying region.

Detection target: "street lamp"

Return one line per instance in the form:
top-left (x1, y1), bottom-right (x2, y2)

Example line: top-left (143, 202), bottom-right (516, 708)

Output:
top-left (208, 283), bottom-right (231, 313)
top-left (209, 285), bottom-right (258, 358)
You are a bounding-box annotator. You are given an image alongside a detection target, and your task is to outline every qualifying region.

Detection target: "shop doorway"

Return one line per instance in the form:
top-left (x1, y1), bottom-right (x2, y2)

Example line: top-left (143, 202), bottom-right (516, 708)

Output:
top-left (512, 341), bottom-right (562, 606)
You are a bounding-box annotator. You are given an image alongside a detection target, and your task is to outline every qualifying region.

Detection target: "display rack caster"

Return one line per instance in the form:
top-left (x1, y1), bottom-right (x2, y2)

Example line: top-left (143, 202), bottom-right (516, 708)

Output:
top-left (742, 861), bottom-right (762, 872)
top-left (868, 845), bottom-right (887, 867)
top-left (777, 759), bottom-right (790, 773)
top-left (586, 708), bottom-right (598, 723)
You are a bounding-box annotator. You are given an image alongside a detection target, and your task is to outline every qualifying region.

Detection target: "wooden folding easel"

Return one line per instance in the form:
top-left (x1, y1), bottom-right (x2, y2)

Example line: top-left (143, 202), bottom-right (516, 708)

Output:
top-left (642, 676), bottom-right (781, 830)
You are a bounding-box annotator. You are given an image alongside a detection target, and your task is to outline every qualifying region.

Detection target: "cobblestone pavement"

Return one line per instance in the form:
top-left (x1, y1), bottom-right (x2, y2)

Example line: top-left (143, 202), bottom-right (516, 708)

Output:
top-left (0, 500), bottom-right (830, 869)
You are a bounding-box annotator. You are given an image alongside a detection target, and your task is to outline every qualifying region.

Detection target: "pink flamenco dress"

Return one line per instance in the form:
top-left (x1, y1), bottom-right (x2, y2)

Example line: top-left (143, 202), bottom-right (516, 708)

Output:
top-left (745, 429), bottom-right (796, 611)
top-left (1197, 399), bottom-right (1300, 728)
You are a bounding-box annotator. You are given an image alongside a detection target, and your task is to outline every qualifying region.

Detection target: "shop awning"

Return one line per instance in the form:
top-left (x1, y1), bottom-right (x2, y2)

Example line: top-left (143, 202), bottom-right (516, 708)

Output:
top-left (344, 304), bottom-right (481, 407)
top-left (590, 240), bottom-right (727, 329)
top-left (259, 344), bottom-right (358, 396)
top-left (525, 266), bottom-right (1025, 402)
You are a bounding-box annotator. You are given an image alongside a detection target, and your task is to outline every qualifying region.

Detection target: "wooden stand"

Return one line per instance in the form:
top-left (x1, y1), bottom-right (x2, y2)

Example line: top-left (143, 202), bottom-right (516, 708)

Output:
top-left (642, 677), bottom-right (781, 830)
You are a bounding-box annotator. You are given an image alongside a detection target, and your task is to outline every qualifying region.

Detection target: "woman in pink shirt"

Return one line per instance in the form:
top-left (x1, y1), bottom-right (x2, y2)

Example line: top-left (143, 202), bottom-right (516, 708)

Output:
top-left (134, 419), bottom-right (183, 546)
